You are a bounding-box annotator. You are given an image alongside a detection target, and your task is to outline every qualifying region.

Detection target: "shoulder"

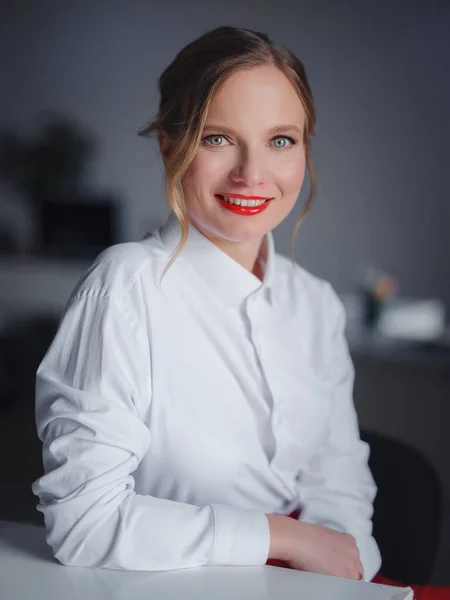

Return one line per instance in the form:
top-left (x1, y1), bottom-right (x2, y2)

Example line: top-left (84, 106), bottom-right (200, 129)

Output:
top-left (69, 234), bottom-right (167, 305)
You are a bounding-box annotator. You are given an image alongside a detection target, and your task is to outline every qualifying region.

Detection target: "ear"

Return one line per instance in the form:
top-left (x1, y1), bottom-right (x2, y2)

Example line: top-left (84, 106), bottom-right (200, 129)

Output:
top-left (158, 130), bottom-right (173, 163)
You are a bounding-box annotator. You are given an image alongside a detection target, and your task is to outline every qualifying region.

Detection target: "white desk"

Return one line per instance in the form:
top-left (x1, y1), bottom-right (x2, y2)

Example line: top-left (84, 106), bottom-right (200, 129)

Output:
top-left (0, 521), bottom-right (412, 600)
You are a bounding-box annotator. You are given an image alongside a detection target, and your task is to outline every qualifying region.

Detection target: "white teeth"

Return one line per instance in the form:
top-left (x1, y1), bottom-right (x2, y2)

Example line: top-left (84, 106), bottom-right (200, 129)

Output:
top-left (220, 196), bottom-right (267, 207)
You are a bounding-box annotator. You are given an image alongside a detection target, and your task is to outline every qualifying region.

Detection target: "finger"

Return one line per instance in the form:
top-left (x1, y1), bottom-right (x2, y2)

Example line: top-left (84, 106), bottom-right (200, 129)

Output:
top-left (349, 562), bottom-right (364, 581)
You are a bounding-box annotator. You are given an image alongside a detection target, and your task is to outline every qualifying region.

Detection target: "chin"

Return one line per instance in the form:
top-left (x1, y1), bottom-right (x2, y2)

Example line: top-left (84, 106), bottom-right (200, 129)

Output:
top-left (211, 217), bottom-right (278, 244)
top-left (188, 200), bottom-right (293, 243)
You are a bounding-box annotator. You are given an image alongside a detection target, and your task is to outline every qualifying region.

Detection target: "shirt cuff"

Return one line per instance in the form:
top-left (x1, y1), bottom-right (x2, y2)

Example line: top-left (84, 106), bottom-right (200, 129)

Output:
top-left (355, 532), bottom-right (382, 581)
top-left (208, 504), bottom-right (270, 566)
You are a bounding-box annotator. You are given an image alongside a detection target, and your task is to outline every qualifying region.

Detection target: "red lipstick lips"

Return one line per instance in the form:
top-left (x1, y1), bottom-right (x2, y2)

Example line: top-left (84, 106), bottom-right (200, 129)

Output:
top-left (215, 193), bottom-right (272, 216)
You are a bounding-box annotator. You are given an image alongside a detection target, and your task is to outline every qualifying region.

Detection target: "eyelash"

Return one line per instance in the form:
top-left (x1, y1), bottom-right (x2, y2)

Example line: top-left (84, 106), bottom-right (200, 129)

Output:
top-left (201, 134), bottom-right (299, 148)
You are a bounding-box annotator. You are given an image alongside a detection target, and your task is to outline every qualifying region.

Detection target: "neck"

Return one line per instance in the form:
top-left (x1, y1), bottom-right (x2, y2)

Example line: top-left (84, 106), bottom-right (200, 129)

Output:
top-left (216, 237), bottom-right (264, 279)
top-left (194, 225), bottom-right (265, 281)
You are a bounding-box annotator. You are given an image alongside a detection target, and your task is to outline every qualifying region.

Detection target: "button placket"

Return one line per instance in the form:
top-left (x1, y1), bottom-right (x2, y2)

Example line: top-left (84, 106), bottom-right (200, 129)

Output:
top-left (244, 294), bottom-right (282, 462)
top-left (247, 299), bottom-right (287, 465)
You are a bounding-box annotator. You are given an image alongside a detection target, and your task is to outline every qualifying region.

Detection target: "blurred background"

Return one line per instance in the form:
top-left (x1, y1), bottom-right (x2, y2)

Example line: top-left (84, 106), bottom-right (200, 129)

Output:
top-left (0, 0), bottom-right (449, 585)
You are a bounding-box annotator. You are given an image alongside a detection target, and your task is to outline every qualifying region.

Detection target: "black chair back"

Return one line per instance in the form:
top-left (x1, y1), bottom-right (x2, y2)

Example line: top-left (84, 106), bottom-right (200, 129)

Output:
top-left (361, 430), bottom-right (442, 585)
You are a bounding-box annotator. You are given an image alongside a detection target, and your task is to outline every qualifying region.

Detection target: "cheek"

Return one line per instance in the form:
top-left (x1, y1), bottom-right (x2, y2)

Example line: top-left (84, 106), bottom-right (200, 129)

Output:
top-left (276, 153), bottom-right (306, 193)
top-left (186, 151), bottom-right (230, 190)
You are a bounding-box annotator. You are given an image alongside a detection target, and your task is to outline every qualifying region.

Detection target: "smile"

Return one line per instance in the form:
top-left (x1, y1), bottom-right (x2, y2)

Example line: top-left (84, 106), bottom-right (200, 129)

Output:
top-left (215, 194), bottom-right (272, 216)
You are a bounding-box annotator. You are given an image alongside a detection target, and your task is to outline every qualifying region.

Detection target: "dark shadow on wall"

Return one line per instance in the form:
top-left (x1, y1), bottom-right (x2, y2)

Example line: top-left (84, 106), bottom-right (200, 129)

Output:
top-left (0, 113), bottom-right (119, 259)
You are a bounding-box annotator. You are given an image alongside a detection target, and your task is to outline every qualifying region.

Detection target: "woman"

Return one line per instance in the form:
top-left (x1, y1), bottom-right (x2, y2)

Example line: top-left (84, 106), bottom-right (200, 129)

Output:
top-left (32, 26), bottom-right (379, 582)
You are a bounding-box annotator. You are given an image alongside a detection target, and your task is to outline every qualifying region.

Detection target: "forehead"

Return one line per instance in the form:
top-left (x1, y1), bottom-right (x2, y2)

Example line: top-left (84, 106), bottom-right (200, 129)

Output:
top-left (206, 64), bottom-right (305, 126)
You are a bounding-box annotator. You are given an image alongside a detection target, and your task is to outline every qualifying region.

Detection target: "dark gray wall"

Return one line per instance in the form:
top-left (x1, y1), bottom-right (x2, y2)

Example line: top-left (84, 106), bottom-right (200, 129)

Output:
top-left (1, 0), bottom-right (449, 306)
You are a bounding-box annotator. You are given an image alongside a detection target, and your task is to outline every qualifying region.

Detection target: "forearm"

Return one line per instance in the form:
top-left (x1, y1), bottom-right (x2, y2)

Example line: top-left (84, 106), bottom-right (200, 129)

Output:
top-left (36, 484), bottom-right (270, 570)
top-left (34, 401), bottom-right (270, 571)
top-left (267, 514), bottom-right (296, 562)
top-left (34, 366), bottom-right (270, 571)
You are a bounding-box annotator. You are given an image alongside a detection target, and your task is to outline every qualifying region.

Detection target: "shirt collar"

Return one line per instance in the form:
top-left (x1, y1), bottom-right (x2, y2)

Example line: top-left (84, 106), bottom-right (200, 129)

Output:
top-left (158, 213), bottom-right (274, 309)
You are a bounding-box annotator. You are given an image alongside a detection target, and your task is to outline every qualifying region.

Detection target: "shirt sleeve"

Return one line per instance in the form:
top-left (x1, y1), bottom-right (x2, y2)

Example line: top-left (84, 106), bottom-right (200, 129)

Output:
top-left (32, 290), bottom-right (270, 571)
top-left (297, 284), bottom-right (382, 581)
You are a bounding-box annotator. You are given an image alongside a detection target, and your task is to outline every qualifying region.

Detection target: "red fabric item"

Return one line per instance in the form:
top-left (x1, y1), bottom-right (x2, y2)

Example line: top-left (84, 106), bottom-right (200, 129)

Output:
top-left (372, 574), bottom-right (450, 600)
top-left (265, 511), bottom-right (450, 599)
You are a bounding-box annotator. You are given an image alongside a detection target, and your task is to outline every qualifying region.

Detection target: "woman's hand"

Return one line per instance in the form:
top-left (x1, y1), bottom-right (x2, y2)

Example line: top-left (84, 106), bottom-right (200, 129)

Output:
top-left (266, 515), bottom-right (364, 580)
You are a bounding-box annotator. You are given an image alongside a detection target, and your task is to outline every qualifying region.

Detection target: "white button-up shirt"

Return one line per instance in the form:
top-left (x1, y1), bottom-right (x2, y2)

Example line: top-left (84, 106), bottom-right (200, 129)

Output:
top-left (32, 214), bottom-right (381, 580)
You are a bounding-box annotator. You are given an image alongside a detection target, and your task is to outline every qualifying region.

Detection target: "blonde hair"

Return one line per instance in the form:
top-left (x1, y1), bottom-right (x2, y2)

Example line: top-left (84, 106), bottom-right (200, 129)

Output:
top-left (139, 26), bottom-right (316, 271)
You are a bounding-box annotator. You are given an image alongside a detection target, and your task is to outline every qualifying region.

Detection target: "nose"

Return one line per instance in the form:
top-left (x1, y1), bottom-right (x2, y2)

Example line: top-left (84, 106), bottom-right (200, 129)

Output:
top-left (229, 147), bottom-right (266, 188)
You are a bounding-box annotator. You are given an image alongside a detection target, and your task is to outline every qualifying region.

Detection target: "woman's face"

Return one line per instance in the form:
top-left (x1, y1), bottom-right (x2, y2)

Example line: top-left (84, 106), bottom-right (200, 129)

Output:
top-left (182, 64), bottom-right (307, 246)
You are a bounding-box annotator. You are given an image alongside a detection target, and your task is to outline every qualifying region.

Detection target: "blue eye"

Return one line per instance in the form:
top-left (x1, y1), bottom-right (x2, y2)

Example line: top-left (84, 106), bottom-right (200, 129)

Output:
top-left (272, 136), bottom-right (296, 149)
top-left (203, 135), bottom-right (227, 146)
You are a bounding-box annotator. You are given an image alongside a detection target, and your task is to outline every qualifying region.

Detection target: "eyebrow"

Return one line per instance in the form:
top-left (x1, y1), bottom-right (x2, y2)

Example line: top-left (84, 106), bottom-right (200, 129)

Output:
top-left (202, 124), bottom-right (303, 136)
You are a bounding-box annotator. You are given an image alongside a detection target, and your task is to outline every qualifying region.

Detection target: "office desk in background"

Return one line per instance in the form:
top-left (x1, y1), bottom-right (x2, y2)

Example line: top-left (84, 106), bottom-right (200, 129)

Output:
top-left (0, 521), bottom-right (411, 600)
